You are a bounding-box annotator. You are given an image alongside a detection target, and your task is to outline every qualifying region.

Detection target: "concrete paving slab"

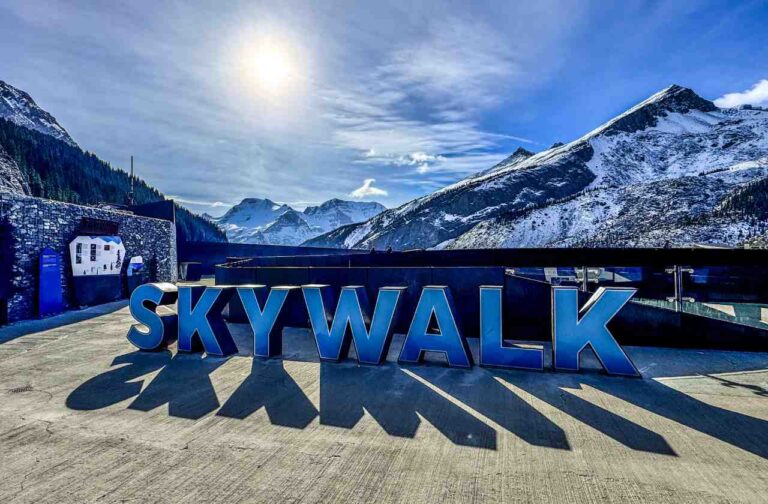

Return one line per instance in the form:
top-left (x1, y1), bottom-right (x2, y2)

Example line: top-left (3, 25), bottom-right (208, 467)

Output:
top-left (0, 303), bottom-right (766, 503)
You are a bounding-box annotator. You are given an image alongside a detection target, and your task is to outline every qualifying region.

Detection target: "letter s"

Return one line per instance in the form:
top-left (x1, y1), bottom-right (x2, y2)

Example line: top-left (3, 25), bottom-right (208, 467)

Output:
top-left (127, 283), bottom-right (178, 350)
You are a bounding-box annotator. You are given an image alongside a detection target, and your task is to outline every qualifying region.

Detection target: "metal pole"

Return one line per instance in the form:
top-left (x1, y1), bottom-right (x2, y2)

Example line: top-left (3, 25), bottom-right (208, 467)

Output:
top-left (128, 156), bottom-right (135, 206)
top-left (666, 265), bottom-right (694, 312)
top-left (673, 265), bottom-right (682, 312)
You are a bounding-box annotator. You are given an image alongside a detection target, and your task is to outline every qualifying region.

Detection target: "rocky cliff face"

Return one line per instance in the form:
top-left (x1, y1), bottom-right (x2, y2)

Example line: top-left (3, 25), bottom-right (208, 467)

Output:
top-left (306, 85), bottom-right (768, 250)
top-left (0, 142), bottom-right (29, 194)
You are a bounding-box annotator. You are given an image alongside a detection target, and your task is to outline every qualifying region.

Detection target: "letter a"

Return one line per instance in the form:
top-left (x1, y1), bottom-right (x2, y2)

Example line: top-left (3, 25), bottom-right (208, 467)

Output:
top-left (399, 286), bottom-right (473, 368)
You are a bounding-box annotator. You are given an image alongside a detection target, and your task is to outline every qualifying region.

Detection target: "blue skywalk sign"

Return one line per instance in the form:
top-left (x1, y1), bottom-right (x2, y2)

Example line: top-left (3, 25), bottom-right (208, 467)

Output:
top-left (128, 282), bottom-right (641, 377)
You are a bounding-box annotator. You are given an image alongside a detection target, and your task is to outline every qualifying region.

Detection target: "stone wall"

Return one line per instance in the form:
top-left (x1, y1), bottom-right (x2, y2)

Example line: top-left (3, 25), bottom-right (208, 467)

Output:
top-left (0, 193), bottom-right (177, 322)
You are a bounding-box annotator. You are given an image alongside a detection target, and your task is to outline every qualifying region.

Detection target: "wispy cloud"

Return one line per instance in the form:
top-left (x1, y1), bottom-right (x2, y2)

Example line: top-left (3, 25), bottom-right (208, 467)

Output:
top-left (376, 18), bottom-right (521, 111)
top-left (350, 178), bottom-right (388, 198)
top-left (320, 15), bottom-right (542, 185)
top-left (0, 0), bottom-right (583, 215)
top-left (715, 79), bottom-right (768, 108)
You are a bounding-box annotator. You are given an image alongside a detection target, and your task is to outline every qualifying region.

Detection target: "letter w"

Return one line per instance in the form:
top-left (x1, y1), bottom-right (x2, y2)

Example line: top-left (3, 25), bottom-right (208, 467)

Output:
top-left (302, 285), bottom-right (403, 364)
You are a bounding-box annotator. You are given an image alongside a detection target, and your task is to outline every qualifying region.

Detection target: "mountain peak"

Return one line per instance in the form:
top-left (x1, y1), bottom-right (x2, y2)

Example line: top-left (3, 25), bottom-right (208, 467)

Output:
top-left (0, 80), bottom-right (77, 147)
top-left (651, 84), bottom-right (716, 110)
top-left (310, 84), bottom-right (768, 251)
top-left (305, 198), bottom-right (385, 215)
top-left (492, 147), bottom-right (534, 169)
top-left (598, 84), bottom-right (717, 137)
top-left (469, 146), bottom-right (534, 180)
top-left (271, 209), bottom-right (308, 226)
top-left (216, 197), bottom-right (386, 245)
top-left (238, 197), bottom-right (281, 207)
top-left (510, 146), bottom-right (534, 159)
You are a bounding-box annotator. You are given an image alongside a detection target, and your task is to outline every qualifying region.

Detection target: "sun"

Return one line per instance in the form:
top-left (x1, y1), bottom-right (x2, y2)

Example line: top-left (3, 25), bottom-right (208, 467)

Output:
top-left (246, 41), bottom-right (297, 94)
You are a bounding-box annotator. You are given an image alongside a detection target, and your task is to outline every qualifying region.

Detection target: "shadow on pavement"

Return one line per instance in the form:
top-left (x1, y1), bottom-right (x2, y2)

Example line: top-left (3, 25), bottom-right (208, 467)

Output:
top-left (66, 350), bottom-right (171, 410)
top-left (405, 366), bottom-right (569, 450)
top-left (126, 353), bottom-right (226, 420)
top-left (318, 362), bottom-right (497, 449)
top-left (217, 359), bottom-right (318, 428)
top-left (588, 375), bottom-right (768, 459)
top-left (65, 346), bottom-right (768, 455)
top-left (502, 371), bottom-right (676, 455)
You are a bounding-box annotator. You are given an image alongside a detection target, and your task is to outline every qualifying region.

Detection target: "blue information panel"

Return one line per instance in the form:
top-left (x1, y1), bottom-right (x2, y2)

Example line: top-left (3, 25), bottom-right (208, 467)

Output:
top-left (39, 247), bottom-right (64, 317)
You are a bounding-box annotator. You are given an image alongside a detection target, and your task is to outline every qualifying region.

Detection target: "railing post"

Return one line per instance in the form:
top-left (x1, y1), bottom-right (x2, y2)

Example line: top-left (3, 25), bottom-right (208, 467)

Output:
top-left (665, 265), bottom-right (694, 312)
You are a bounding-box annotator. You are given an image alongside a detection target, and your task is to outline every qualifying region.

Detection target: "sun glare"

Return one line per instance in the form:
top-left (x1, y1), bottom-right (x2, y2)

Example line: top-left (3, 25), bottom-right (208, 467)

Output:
top-left (246, 41), bottom-right (297, 94)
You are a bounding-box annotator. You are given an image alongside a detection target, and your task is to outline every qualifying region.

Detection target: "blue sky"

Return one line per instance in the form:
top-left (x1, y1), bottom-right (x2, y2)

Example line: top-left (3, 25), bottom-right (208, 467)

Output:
top-left (1, 0), bottom-right (767, 215)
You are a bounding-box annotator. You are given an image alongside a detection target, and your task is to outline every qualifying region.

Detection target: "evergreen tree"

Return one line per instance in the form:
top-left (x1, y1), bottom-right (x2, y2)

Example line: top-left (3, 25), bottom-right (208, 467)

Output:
top-left (0, 118), bottom-right (226, 243)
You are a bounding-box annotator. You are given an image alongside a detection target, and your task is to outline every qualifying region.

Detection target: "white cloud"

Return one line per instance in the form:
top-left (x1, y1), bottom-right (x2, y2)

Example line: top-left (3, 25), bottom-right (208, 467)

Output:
top-left (714, 79), bottom-right (768, 108)
top-left (376, 17), bottom-right (521, 110)
top-left (350, 178), bottom-right (388, 198)
top-left (169, 196), bottom-right (231, 208)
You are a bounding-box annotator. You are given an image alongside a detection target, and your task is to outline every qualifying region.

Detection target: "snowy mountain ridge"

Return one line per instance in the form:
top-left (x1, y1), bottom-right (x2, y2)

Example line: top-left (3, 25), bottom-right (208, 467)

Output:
top-left (0, 80), bottom-right (77, 147)
top-left (214, 197), bottom-right (386, 245)
top-left (305, 85), bottom-right (768, 249)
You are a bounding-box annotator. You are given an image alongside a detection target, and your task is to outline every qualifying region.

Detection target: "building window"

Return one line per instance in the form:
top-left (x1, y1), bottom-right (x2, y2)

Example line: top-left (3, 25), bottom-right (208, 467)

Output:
top-left (76, 243), bottom-right (82, 264)
top-left (104, 244), bottom-right (110, 251)
top-left (90, 244), bottom-right (97, 262)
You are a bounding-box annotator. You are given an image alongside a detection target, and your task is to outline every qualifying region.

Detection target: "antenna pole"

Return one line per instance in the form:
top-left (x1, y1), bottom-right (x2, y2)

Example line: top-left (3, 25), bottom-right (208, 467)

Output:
top-left (128, 155), bottom-right (135, 206)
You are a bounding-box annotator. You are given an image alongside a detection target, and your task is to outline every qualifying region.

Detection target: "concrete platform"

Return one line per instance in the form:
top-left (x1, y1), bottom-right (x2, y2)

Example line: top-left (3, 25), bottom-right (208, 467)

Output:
top-left (0, 300), bottom-right (767, 503)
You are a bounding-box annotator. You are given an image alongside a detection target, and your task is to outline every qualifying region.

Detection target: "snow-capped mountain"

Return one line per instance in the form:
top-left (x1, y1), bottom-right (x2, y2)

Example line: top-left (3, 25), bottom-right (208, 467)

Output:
top-left (214, 198), bottom-right (292, 242)
top-left (0, 80), bottom-right (77, 147)
top-left (302, 199), bottom-right (386, 231)
top-left (247, 209), bottom-right (318, 246)
top-left (305, 85), bottom-right (768, 250)
top-left (214, 197), bottom-right (385, 245)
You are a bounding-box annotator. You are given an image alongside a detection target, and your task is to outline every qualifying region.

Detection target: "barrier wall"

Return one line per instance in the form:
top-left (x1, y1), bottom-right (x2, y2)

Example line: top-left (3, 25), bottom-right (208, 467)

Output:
top-left (215, 250), bottom-right (768, 351)
top-left (504, 274), bottom-right (768, 351)
top-left (235, 247), bottom-right (768, 268)
top-left (178, 241), bottom-right (367, 275)
top-left (229, 248), bottom-right (768, 303)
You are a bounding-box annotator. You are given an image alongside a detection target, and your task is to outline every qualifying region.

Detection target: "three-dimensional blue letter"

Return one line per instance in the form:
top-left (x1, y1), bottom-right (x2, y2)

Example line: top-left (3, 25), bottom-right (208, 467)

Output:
top-left (127, 282), bottom-right (178, 350)
top-left (552, 287), bottom-right (639, 376)
top-left (399, 286), bottom-right (473, 368)
top-left (479, 286), bottom-right (543, 370)
top-left (238, 285), bottom-right (298, 358)
top-left (303, 285), bottom-right (403, 364)
top-left (178, 285), bottom-right (237, 356)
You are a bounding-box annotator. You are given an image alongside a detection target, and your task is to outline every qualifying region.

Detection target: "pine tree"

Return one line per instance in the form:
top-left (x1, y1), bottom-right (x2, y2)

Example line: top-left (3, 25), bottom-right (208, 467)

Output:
top-left (0, 118), bottom-right (226, 242)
